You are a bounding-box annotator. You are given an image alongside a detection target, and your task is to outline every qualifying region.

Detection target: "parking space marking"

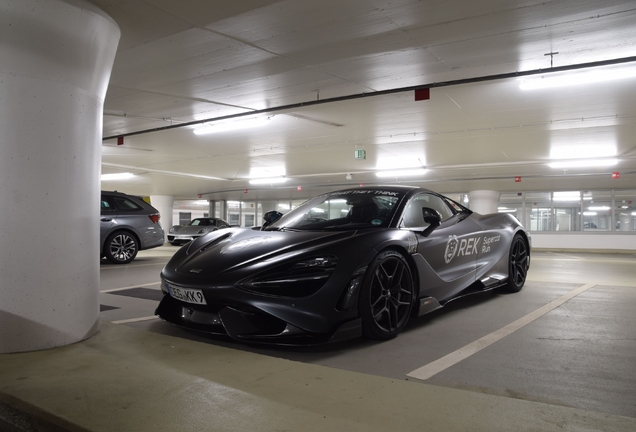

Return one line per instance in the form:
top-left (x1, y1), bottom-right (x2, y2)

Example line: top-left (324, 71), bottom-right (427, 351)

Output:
top-left (112, 316), bottom-right (159, 324)
top-left (100, 262), bottom-right (166, 270)
top-left (406, 283), bottom-right (597, 381)
top-left (101, 282), bottom-right (161, 293)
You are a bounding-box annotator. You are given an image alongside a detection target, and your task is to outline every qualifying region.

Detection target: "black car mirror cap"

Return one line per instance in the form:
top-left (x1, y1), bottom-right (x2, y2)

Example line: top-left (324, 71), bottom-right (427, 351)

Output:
top-left (420, 207), bottom-right (442, 237)
top-left (262, 210), bottom-right (283, 230)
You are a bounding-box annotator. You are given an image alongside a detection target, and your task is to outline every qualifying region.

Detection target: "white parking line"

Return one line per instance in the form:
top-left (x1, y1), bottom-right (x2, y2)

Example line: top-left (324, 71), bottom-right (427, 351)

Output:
top-left (100, 262), bottom-right (166, 270)
top-left (406, 283), bottom-right (597, 381)
top-left (112, 316), bottom-right (159, 324)
top-left (100, 282), bottom-right (161, 293)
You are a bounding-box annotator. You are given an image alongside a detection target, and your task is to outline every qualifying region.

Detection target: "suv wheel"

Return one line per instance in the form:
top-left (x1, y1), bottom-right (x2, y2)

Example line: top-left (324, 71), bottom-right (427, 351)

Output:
top-left (104, 231), bottom-right (139, 264)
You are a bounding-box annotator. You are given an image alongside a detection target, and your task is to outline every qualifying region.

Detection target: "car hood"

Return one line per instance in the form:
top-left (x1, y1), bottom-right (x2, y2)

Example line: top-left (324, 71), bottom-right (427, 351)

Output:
top-left (167, 228), bottom-right (358, 278)
top-left (174, 225), bottom-right (212, 234)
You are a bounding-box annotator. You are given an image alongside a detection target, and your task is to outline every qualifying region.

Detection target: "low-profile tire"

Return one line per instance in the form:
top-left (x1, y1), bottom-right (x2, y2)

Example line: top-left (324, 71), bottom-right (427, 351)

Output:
top-left (358, 250), bottom-right (415, 340)
top-left (503, 234), bottom-right (529, 293)
top-left (104, 231), bottom-right (139, 264)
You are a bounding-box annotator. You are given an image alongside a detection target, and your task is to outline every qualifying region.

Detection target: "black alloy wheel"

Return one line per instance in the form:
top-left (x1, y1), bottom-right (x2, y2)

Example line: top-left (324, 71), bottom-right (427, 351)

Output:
top-left (503, 234), bottom-right (528, 293)
top-left (104, 231), bottom-right (139, 264)
top-left (359, 250), bottom-right (415, 340)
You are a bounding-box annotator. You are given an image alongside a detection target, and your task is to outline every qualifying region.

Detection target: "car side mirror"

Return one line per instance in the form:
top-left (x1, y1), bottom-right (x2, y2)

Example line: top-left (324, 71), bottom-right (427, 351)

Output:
top-left (421, 207), bottom-right (441, 237)
top-left (262, 210), bottom-right (283, 230)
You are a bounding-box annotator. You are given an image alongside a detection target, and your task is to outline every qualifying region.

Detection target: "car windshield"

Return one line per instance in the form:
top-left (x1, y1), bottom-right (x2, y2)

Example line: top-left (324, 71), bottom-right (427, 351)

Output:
top-left (266, 189), bottom-right (405, 231)
top-left (189, 219), bottom-right (211, 226)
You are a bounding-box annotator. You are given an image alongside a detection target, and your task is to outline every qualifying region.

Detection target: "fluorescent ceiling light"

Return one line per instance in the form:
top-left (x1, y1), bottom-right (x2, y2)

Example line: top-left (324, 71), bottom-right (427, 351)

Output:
top-left (553, 191), bottom-right (581, 202)
top-left (588, 206), bottom-right (610, 211)
top-left (548, 159), bottom-right (618, 169)
top-left (520, 64), bottom-right (636, 90)
top-left (249, 177), bottom-right (287, 185)
top-left (632, 212), bottom-right (636, 216)
top-left (498, 209), bottom-right (516, 213)
top-left (193, 116), bottom-right (272, 135)
top-left (101, 172), bottom-right (135, 181)
top-left (376, 168), bottom-right (427, 178)
top-left (583, 211), bottom-right (597, 216)
top-left (194, 200), bottom-right (208, 206)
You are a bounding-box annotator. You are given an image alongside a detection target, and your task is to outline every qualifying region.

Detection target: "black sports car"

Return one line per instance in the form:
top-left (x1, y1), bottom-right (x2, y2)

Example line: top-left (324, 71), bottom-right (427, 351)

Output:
top-left (156, 186), bottom-right (530, 344)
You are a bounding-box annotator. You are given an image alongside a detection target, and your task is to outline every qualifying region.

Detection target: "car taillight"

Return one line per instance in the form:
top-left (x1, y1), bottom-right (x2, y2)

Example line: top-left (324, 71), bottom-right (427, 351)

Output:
top-left (149, 214), bottom-right (160, 224)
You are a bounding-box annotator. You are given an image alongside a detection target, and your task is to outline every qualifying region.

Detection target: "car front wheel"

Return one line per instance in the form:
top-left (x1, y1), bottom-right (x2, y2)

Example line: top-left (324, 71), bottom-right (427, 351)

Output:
top-left (503, 234), bottom-right (528, 293)
top-left (104, 231), bottom-right (138, 264)
top-left (358, 250), bottom-right (415, 340)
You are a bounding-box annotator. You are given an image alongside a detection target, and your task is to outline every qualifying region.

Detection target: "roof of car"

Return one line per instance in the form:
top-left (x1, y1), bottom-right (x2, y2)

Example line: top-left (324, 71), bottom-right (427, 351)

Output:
top-left (329, 185), bottom-right (430, 194)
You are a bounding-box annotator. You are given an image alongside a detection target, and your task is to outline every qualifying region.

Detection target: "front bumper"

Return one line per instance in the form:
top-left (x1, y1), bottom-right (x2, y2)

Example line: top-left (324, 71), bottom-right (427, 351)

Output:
top-left (155, 293), bottom-right (361, 345)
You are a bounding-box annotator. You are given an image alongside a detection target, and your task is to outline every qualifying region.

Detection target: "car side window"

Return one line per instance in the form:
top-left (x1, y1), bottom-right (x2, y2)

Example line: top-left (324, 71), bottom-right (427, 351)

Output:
top-left (401, 193), bottom-right (454, 228)
top-left (113, 196), bottom-right (142, 212)
top-left (101, 195), bottom-right (117, 214)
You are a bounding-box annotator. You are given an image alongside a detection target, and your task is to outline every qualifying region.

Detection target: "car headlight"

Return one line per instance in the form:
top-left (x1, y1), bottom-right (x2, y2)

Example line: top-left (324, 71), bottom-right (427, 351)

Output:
top-left (169, 227), bottom-right (175, 233)
top-left (238, 255), bottom-right (337, 297)
top-left (197, 228), bottom-right (209, 234)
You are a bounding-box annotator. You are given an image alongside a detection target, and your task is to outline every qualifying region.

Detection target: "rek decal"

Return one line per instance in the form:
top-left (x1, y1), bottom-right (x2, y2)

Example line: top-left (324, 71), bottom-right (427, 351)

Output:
top-left (481, 234), bottom-right (501, 253)
top-left (444, 234), bottom-right (491, 263)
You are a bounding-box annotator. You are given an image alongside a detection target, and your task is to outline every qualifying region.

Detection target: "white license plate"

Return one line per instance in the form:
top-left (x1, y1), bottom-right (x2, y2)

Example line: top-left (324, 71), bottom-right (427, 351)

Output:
top-left (168, 285), bottom-right (207, 305)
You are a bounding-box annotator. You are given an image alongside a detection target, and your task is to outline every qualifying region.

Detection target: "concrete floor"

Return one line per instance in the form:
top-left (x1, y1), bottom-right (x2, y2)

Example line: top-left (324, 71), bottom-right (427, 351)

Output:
top-left (0, 247), bottom-right (635, 431)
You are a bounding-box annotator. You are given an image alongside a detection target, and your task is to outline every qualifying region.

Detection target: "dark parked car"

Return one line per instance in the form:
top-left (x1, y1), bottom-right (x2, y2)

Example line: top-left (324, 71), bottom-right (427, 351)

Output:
top-left (156, 186), bottom-right (530, 344)
top-left (168, 217), bottom-right (231, 245)
top-left (100, 191), bottom-right (165, 264)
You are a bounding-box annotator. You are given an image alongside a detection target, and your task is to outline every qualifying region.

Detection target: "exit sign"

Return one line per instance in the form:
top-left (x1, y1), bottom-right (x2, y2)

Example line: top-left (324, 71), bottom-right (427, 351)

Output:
top-left (354, 149), bottom-right (366, 160)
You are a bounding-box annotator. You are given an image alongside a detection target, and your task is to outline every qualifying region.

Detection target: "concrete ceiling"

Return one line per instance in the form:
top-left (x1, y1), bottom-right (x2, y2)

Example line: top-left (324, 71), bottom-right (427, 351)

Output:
top-left (92, 0), bottom-right (636, 201)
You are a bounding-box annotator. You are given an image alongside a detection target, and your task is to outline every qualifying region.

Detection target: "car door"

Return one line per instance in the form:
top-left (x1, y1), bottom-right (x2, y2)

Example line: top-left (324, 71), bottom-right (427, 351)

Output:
top-left (100, 194), bottom-right (117, 244)
top-left (400, 193), bottom-right (483, 301)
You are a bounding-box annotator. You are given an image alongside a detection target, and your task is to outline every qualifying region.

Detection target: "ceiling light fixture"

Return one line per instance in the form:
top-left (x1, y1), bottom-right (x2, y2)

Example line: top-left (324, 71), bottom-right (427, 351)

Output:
top-left (588, 206), bottom-right (610, 211)
top-left (552, 191), bottom-right (581, 202)
top-left (583, 211), bottom-right (598, 216)
top-left (519, 64), bottom-right (636, 90)
top-left (375, 168), bottom-right (427, 178)
top-left (101, 172), bottom-right (135, 181)
top-left (248, 177), bottom-right (287, 185)
top-left (193, 116), bottom-right (272, 135)
top-left (548, 159), bottom-right (618, 169)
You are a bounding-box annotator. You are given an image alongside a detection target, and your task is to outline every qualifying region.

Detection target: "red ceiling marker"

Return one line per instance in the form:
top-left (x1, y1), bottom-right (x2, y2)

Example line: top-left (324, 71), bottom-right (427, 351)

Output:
top-left (117, 136), bottom-right (124, 145)
top-left (414, 88), bottom-right (430, 101)
top-left (297, 186), bottom-right (302, 191)
top-left (244, 189), bottom-right (248, 194)
top-left (612, 172), bottom-right (620, 179)
top-left (515, 176), bottom-right (522, 182)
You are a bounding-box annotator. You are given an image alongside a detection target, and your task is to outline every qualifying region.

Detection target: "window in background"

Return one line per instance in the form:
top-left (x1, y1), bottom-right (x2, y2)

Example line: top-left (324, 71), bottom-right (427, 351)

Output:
top-left (178, 212), bottom-right (191, 226)
top-left (614, 190), bottom-right (635, 232)
top-left (583, 191), bottom-right (612, 231)
top-left (227, 201), bottom-right (240, 226)
top-left (526, 192), bottom-right (552, 231)
top-left (241, 201), bottom-right (257, 227)
top-left (498, 192), bottom-right (524, 225)
top-left (552, 191), bottom-right (581, 232)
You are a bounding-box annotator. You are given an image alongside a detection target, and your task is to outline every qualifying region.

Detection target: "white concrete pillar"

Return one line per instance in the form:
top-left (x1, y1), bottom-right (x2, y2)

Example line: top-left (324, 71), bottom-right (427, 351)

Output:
top-left (0, 0), bottom-right (120, 353)
top-left (468, 190), bottom-right (499, 215)
top-left (218, 200), bottom-right (227, 221)
top-left (150, 195), bottom-right (175, 241)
